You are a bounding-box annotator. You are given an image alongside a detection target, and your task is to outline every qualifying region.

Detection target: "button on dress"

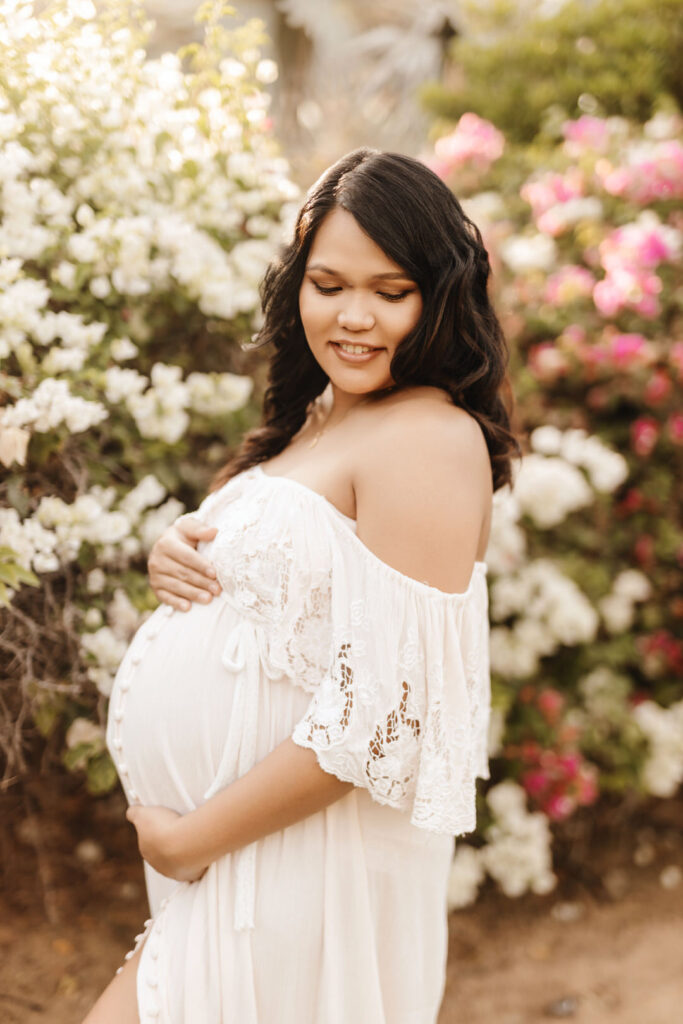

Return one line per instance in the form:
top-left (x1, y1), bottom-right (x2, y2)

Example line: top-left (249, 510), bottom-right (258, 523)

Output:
top-left (106, 463), bottom-right (491, 1024)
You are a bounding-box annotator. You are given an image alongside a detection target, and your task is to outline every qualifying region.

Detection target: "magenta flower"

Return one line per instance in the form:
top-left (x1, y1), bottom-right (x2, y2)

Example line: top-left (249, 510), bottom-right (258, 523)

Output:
top-left (630, 416), bottom-right (660, 456)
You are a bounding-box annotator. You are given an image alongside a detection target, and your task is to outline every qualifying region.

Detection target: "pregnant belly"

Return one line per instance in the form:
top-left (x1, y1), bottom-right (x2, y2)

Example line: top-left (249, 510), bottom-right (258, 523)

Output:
top-left (106, 595), bottom-right (243, 811)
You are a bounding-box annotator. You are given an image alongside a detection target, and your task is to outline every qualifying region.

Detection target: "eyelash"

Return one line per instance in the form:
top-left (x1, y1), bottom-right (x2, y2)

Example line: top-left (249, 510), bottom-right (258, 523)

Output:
top-left (312, 281), bottom-right (412, 302)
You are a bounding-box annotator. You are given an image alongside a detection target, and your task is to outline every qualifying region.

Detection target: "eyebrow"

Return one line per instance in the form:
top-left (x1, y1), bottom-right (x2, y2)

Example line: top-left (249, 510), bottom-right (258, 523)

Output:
top-left (306, 262), bottom-right (412, 281)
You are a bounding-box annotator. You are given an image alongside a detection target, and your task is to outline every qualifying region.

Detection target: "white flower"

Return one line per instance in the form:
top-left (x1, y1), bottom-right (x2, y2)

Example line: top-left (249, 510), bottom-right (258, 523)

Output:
top-left (613, 569), bottom-right (652, 603)
top-left (599, 593), bottom-right (635, 634)
top-left (487, 706), bottom-right (506, 759)
top-left (110, 336), bottom-right (138, 361)
top-left (107, 587), bottom-right (141, 641)
top-left (513, 454), bottom-right (593, 528)
top-left (0, 425), bottom-right (30, 467)
top-left (139, 498), bottom-right (185, 551)
top-left (499, 233), bottom-right (557, 273)
top-left (66, 717), bottom-right (104, 750)
top-left (482, 782), bottom-right (557, 898)
top-left (186, 371), bottom-right (253, 416)
top-left (633, 700), bottom-right (683, 798)
top-left (484, 487), bottom-right (527, 575)
top-left (529, 425), bottom-right (563, 456)
top-left (86, 567), bottom-right (106, 594)
top-left (119, 474), bottom-right (167, 521)
top-left (447, 845), bottom-right (485, 910)
top-left (84, 607), bottom-right (103, 629)
top-left (104, 367), bottom-right (148, 404)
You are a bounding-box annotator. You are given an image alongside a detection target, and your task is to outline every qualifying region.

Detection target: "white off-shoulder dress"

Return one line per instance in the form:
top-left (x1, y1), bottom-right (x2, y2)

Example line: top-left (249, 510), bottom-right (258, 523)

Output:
top-left (106, 463), bottom-right (491, 1024)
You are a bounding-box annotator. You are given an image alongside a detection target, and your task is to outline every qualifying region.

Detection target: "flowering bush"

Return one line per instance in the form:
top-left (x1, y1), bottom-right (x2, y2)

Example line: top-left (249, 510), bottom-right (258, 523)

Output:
top-left (426, 107), bottom-right (682, 904)
top-left (0, 0), bottom-right (298, 790)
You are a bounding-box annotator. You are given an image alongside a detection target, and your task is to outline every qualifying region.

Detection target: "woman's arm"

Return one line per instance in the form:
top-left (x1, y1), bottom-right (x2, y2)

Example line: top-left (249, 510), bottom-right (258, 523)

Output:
top-left (127, 740), bottom-right (353, 880)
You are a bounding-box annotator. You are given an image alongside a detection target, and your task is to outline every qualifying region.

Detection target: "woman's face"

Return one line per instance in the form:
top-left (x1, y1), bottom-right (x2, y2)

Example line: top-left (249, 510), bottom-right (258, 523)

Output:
top-left (298, 207), bottom-right (423, 397)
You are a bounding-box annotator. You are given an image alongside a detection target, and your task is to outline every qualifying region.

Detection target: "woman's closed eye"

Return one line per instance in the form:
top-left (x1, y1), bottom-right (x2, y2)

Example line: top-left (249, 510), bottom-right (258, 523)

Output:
top-left (312, 281), bottom-right (414, 302)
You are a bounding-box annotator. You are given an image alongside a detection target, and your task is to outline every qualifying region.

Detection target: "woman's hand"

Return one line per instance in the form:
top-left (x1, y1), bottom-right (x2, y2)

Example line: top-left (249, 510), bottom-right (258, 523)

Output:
top-left (148, 515), bottom-right (221, 611)
top-left (126, 805), bottom-right (208, 883)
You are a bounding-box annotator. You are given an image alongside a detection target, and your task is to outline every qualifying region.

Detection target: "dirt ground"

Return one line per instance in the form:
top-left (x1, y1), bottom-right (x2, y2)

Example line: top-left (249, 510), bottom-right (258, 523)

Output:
top-left (1, 774), bottom-right (681, 1024)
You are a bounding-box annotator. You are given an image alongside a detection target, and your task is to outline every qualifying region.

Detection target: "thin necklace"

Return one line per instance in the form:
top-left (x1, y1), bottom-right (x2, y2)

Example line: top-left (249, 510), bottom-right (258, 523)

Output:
top-left (307, 396), bottom-right (365, 449)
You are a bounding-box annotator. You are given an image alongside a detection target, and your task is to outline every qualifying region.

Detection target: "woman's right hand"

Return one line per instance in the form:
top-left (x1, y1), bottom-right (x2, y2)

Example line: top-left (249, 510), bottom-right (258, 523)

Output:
top-left (148, 515), bottom-right (221, 612)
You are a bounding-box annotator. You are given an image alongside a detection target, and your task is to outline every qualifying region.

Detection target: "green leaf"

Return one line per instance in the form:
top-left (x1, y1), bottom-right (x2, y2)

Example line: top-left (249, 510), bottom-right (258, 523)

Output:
top-left (86, 752), bottom-right (119, 795)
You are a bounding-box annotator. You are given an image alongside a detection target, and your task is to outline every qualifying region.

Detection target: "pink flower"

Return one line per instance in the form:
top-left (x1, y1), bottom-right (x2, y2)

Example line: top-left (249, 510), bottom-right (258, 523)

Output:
top-left (521, 169), bottom-right (584, 219)
top-left (557, 752), bottom-right (580, 779)
top-left (631, 416), bottom-right (660, 456)
top-left (521, 769), bottom-right (549, 798)
top-left (667, 413), bottom-right (683, 444)
top-left (429, 113), bottom-right (505, 179)
top-left (544, 265), bottom-right (595, 305)
top-left (528, 342), bottom-right (570, 382)
top-left (543, 792), bottom-right (577, 821)
top-left (606, 332), bottom-right (653, 367)
top-left (575, 766), bottom-right (599, 806)
top-left (563, 115), bottom-right (609, 156)
top-left (593, 267), bottom-right (663, 319)
top-left (644, 369), bottom-right (673, 405)
top-left (537, 688), bottom-right (566, 725)
top-left (598, 140), bottom-right (683, 204)
top-left (670, 343), bottom-right (683, 381)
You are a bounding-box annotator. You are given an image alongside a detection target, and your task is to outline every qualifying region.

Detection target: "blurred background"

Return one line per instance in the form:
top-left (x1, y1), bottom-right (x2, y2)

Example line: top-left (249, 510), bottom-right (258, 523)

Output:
top-left (1, 1), bottom-right (682, 1021)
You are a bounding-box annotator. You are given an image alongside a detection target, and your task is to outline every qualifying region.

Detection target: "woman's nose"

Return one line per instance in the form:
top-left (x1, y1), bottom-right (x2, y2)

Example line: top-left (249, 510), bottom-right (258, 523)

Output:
top-left (336, 303), bottom-right (375, 332)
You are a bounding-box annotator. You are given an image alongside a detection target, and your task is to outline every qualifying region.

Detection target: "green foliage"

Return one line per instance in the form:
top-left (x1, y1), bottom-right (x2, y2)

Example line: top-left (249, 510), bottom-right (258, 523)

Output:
top-left (423, 0), bottom-right (683, 142)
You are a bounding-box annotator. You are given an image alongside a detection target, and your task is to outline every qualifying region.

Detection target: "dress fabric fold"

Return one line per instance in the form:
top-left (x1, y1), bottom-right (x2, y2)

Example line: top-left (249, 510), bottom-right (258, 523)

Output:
top-left (106, 463), bottom-right (491, 1024)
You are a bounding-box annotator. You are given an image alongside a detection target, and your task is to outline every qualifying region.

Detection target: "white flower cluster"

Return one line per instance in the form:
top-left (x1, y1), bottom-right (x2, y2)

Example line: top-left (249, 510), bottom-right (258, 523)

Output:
top-left (104, 363), bottom-right (254, 444)
top-left (484, 486), bottom-right (527, 575)
top-left (81, 586), bottom-right (146, 696)
top-left (578, 666), bottom-right (632, 720)
top-left (447, 781), bottom-right (556, 908)
top-left (633, 699), bottom-right (683, 798)
top-left (125, 363), bottom-right (190, 445)
top-left (37, 490), bottom-right (131, 563)
top-left (1, 378), bottom-right (108, 434)
top-left (481, 781), bottom-right (557, 898)
top-left (530, 426), bottom-right (629, 494)
top-left (2, 471), bottom-right (184, 582)
top-left (598, 569), bottom-right (652, 634)
top-left (186, 371), bottom-right (253, 417)
top-left (489, 559), bottom-right (599, 678)
top-left (512, 453), bottom-right (593, 528)
top-left (0, 507), bottom-right (59, 573)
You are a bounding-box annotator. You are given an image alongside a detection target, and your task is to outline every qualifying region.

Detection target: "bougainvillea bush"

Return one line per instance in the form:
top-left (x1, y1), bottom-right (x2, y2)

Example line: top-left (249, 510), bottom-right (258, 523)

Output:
top-left (426, 111), bottom-right (683, 907)
top-left (0, 0), bottom-right (298, 790)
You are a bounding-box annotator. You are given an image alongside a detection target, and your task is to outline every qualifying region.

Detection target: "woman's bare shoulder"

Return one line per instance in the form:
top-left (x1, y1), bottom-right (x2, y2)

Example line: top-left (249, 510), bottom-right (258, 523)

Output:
top-left (351, 388), bottom-right (492, 591)
top-left (357, 386), bottom-right (490, 482)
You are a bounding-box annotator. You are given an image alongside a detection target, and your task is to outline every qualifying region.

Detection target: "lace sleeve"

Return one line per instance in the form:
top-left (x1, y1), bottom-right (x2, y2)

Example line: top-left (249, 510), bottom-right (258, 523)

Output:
top-left (291, 520), bottom-right (491, 838)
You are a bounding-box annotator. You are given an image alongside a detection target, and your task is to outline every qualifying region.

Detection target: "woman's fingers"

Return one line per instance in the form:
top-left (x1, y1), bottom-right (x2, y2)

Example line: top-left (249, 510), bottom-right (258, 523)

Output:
top-left (176, 515), bottom-right (218, 542)
top-left (154, 575), bottom-right (218, 606)
top-left (155, 588), bottom-right (192, 612)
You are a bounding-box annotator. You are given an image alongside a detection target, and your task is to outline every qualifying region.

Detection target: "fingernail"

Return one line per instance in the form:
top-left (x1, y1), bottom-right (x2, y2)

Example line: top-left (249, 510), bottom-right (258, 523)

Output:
top-left (199, 593), bottom-right (211, 603)
top-left (181, 601), bottom-right (190, 611)
top-left (211, 584), bottom-right (221, 595)
top-left (208, 568), bottom-right (216, 578)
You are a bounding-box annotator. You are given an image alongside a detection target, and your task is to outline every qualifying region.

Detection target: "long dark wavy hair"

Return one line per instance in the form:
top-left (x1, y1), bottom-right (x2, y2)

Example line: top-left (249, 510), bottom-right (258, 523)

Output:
top-left (211, 147), bottom-right (520, 493)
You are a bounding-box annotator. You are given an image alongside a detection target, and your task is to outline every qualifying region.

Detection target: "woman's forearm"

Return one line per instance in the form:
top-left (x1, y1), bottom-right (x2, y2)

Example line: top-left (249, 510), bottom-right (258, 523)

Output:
top-left (173, 738), bottom-right (354, 870)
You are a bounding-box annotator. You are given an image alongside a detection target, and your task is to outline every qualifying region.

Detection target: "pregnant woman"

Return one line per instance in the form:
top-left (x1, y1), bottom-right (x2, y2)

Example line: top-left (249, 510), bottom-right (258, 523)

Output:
top-left (84, 148), bottom-right (518, 1023)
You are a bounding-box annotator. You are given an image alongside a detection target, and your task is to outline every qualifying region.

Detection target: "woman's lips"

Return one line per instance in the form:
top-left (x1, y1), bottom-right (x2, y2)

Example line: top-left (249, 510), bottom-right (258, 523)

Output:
top-left (329, 341), bottom-right (384, 363)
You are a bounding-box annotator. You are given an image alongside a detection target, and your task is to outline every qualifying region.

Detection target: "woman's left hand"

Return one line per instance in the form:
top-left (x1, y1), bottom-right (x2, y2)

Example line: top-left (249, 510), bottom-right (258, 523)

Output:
top-left (126, 805), bottom-right (208, 883)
